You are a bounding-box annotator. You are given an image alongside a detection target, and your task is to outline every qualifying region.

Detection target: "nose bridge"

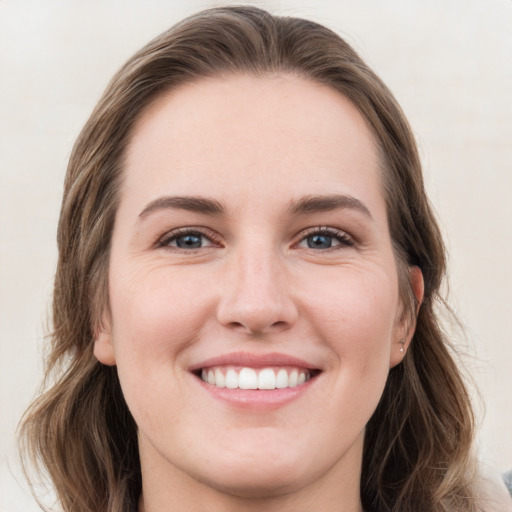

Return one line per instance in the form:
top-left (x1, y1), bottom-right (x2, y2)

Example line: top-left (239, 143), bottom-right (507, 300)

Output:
top-left (237, 245), bottom-right (280, 300)
top-left (217, 238), bottom-right (297, 333)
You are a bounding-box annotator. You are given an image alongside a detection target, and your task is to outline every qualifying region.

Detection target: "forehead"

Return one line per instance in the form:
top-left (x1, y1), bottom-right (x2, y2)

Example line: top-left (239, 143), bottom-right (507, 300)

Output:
top-left (122, 74), bottom-right (384, 216)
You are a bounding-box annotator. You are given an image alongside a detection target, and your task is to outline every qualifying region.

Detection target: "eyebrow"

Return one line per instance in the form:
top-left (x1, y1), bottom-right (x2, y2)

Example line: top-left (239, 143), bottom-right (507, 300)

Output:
top-left (138, 196), bottom-right (225, 219)
top-left (138, 193), bottom-right (372, 220)
top-left (287, 194), bottom-right (373, 218)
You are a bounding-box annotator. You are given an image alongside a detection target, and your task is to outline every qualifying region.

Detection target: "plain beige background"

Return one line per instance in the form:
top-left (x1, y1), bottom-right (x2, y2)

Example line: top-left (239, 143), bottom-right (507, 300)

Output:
top-left (1, 0), bottom-right (511, 509)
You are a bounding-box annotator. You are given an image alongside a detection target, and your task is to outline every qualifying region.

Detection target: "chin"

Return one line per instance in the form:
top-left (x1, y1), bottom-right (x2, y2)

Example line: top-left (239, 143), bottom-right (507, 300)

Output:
top-left (196, 462), bottom-right (309, 499)
top-left (204, 433), bottom-right (315, 491)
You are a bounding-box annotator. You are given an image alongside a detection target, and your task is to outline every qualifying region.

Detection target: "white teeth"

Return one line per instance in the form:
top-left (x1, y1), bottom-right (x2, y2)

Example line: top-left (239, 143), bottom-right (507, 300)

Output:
top-left (199, 366), bottom-right (314, 390)
top-left (258, 368), bottom-right (276, 389)
top-left (214, 368), bottom-right (225, 388)
top-left (225, 368), bottom-right (239, 389)
top-left (275, 368), bottom-right (288, 388)
top-left (239, 368), bottom-right (258, 389)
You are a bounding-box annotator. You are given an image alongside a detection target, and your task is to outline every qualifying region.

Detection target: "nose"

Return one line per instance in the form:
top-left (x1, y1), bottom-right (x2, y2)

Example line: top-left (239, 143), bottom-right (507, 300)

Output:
top-left (216, 247), bottom-right (298, 335)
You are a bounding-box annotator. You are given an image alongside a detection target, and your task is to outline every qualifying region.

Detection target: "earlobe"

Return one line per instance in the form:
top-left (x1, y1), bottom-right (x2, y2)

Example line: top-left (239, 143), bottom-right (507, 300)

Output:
top-left (390, 338), bottom-right (407, 368)
top-left (390, 265), bottom-right (424, 368)
top-left (93, 327), bottom-right (116, 366)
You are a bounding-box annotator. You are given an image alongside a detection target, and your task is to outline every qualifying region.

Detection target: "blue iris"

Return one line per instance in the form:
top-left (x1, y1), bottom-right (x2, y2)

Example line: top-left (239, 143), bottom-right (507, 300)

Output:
top-left (307, 234), bottom-right (332, 249)
top-left (176, 234), bottom-right (203, 248)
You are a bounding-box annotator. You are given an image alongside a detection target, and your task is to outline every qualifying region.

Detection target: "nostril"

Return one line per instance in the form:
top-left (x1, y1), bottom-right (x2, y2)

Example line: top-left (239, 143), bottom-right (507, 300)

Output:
top-left (227, 319), bottom-right (291, 336)
top-left (272, 321), bottom-right (288, 329)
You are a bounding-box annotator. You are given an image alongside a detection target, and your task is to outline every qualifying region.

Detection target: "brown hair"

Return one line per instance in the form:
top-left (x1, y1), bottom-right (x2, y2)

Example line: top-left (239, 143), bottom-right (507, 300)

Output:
top-left (20, 6), bottom-right (478, 512)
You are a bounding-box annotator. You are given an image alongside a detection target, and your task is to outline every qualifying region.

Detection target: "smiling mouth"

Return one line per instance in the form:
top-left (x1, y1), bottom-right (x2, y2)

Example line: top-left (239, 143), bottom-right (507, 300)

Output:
top-left (195, 366), bottom-right (321, 390)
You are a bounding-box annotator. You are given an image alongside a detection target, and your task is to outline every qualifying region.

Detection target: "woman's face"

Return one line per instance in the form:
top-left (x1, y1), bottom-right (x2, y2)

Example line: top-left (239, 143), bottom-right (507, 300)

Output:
top-left (95, 75), bottom-right (418, 501)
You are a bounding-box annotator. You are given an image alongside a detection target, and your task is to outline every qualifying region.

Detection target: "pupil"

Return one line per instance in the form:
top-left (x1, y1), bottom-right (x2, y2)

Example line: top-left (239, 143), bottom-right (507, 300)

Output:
top-left (308, 234), bottom-right (332, 249)
top-left (176, 234), bottom-right (202, 248)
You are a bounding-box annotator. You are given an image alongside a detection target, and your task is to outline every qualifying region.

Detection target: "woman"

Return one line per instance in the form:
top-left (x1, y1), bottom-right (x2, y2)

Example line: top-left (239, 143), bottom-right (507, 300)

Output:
top-left (19, 6), bottom-right (507, 512)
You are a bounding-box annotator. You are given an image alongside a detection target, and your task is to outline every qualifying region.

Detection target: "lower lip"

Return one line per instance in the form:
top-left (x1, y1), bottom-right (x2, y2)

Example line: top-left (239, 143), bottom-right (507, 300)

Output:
top-left (193, 374), bottom-right (319, 411)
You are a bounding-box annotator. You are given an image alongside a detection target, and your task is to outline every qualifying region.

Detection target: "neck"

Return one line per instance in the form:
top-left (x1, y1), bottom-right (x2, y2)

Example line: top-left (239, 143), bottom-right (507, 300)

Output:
top-left (138, 433), bottom-right (365, 512)
top-left (139, 490), bottom-right (363, 512)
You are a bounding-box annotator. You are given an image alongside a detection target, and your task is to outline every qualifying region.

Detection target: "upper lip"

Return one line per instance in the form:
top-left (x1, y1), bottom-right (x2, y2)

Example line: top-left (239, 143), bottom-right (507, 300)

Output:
top-left (189, 351), bottom-right (320, 372)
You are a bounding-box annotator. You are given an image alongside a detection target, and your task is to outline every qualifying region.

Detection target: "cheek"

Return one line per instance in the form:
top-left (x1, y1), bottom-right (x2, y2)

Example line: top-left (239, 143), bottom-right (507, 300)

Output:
top-left (278, 270), bottom-right (399, 469)
top-left (109, 265), bottom-right (210, 355)
top-left (307, 266), bottom-right (400, 350)
top-left (306, 267), bottom-right (398, 405)
top-left (107, 266), bottom-right (213, 414)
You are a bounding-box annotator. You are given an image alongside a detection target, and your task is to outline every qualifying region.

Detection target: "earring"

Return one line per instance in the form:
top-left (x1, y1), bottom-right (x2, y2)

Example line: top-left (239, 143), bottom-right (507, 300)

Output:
top-left (399, 339), bottom-right (406, 353)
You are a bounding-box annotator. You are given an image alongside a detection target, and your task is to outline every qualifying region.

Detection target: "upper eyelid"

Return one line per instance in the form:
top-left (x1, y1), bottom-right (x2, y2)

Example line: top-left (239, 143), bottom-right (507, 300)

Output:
top-left (154, 225), bottom-right (355, 248)
top-left (298, 226), bottom-right (350, 235)
top-left (155, 226), bottom-right (221, 247)
top-left (295, 226), bottom-right (353, 241)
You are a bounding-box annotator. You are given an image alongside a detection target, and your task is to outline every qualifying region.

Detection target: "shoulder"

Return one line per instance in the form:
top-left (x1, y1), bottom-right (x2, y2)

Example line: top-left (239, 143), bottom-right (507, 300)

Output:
top-left (475, 468), bottom-right (512, 512)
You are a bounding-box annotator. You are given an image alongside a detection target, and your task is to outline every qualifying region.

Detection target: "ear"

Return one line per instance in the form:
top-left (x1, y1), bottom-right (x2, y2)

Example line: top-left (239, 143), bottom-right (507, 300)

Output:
top-left (93, 314), bottom-right (117, 366)
top-left (390, 265), bottom-right (424, 368)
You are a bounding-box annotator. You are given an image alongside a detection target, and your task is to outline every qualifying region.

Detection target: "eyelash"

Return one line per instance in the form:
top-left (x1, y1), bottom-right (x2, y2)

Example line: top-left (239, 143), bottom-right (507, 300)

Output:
top-left (295, 227), bottom-right (354, 250)
top-left (156, 227), bottom-right (222, 251)
top-left (155, 226), bottom-right (354, 251)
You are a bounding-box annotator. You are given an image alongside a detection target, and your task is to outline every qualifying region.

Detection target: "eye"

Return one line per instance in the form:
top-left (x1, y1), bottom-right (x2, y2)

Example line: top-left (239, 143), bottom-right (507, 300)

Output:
top-left (296, 228), bottom-right (354, 250)
top-left (157, 228), bottom-right (219, 250)
top-left (173, 233), bottom-right (207, 249)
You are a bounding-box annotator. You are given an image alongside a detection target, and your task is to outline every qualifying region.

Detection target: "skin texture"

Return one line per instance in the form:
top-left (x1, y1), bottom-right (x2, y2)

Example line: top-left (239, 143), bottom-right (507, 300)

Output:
top-left (94, 74), bottom-right (423, 512)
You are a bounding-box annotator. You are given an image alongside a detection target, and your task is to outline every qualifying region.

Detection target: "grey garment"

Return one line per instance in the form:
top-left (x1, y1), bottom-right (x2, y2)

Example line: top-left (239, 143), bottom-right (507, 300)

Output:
top-left (504, 470), bottom-right (512, 497)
